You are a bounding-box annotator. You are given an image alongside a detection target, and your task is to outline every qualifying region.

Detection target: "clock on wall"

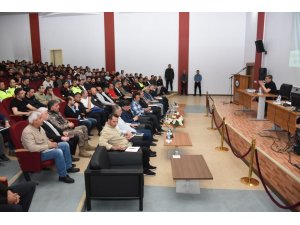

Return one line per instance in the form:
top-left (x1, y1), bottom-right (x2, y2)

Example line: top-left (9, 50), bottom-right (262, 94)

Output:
top-left (235, 80), bottom-right (240, 87)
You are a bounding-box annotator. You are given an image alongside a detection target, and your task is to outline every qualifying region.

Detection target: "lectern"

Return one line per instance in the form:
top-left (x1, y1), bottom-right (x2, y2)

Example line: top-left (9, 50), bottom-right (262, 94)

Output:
top-left (233, 74), bottom-right (250, 103)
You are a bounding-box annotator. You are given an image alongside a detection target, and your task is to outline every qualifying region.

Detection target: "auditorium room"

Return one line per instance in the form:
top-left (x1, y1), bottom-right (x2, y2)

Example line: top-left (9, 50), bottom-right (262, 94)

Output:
top-left (0, 2), bottom-right (299, 221)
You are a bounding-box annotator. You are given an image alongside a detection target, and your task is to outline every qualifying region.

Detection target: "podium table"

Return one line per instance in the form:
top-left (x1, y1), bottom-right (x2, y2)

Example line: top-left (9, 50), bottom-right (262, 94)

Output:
top-left (237, 89), bottom-right (276, 120)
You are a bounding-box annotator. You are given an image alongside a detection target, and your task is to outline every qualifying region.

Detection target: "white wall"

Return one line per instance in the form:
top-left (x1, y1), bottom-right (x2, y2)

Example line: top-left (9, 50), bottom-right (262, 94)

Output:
top-left (244, 12), bottom-right (257, 64)
top-left (0, 14), bottom-right (32, 61)
top-left (263, 12), bottom-right (300, 87)
top-left (189, 13), bottom-right (247, 95)
top-left (39, 13), bottom-right (105, 69)
top-left (115, 12), bottom-right (179, 91)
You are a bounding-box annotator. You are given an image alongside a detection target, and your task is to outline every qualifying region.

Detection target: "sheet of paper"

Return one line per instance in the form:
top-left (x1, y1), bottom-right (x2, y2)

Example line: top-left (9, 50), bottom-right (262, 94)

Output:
top-left (125, 147), bottom-right (140, 152)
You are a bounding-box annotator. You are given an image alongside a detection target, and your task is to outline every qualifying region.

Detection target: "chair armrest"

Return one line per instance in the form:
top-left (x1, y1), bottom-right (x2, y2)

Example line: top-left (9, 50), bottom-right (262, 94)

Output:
top-left (0, 176), bottom-right (8, 186)
top-left (15, 149), bottom-right (43, 171)
top-left (108, 151), bottom-right (143, 166)
top-left (86, 168), bottom-right (143, 176)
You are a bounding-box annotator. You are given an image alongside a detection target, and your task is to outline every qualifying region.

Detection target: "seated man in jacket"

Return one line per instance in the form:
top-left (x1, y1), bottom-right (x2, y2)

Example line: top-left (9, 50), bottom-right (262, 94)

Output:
top-left (38, 107), bottom-right (80, 162)
top-left (99, 114), bottom-right (156, 175)
top-left (120, 100), bottom-right (155, 134)
top-left (112, 104), bottom-right (157, 149)
top-left (47, 100), bottom-right (95, 158)
top-left (89, 88), bottom-right (110, 116)
top-left (131, 92), bottom-right (163, 134)
top-left (21, 111), bottom-right (80, 183)
top-left (0, 179), bottom-right (36, 212)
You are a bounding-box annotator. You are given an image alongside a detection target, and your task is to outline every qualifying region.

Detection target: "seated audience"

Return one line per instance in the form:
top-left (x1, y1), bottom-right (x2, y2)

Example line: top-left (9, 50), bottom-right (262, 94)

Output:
top-left (61, 81), bottom-right (73, 98)
top-left (45, 86), bottom-right (64, 102)
top-left (42, 75), bottom-right (54, 88)
top-left (131, 92), bottom-right (163, 134)
top-left (113, 105), bottom-right (157, 148)
top-left (25, 88), bottom-right (45, 108)
top-left (64, 96), bottom-right (97, 136)
top-left (71, 79), bottom-right (82, 95)
top-left (107, 83), bottom-right (119, 100)
top-left (47, 100), bottom-right (95, 158)
top-left (38, 107), bottom-right (80, 162)
top-left (99, 114), bottom-right (156, 175)
top-left (102, 87), bottom-right (116, 104)
top-left (6, 78), bottom-right (17, 97)
top-left (21, 111), bottom-right (79, 183)
top-left (75, 92), bottom-right (104, 135)
top-left (0, 82), bottom-right (12, 101)
top-left (11, 88), bottom-right (37, 117)
top-left (21, 78), bottom-right (30, 93)
top-left (120, 100), bottom-right (155, 134)
top-left (95, 87), bottom-right (115, 106)
top-left (34, 85), bottom-right (48, 106)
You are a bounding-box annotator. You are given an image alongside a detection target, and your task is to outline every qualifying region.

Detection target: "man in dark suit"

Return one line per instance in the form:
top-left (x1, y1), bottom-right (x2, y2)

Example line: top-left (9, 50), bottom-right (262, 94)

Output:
top-left (114, 81), bottom-right (124, 99)
top-left (38, 107), bottom-right (80, 162)
top-left (164, 64), bottom-right (174, 92)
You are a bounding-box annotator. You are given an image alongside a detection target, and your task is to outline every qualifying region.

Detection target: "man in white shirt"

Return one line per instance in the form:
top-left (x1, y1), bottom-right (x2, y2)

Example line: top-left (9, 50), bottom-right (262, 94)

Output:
top-left (42, 76), bottom-right (54, 88)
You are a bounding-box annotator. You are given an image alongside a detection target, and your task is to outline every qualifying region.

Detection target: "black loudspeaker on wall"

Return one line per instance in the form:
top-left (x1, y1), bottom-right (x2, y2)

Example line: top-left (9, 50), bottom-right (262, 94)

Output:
top-left (259, 67), bottom-right (267, 81)
top-left (255, 40), bottom-right (267, 54)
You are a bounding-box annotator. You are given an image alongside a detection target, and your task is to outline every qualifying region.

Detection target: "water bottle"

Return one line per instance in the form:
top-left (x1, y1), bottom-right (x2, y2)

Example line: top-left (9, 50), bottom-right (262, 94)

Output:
top-left (166, 129), bottom-right (171, 140)
top-left (258, 87), bottom-right (262, 94)
top-left (169, 128), bottom-right (173, 138)
top-left (277, 95), bottom-right (281, 102)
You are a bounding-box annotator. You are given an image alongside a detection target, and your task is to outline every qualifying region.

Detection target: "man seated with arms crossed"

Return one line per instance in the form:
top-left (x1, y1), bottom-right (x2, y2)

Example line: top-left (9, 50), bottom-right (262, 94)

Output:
top-left (0, 178), bottom-right (36, 212)
top-left (99, 114), bottom-right (157, 175)
top-left (11, 88), bottom-right (37, 118)
top-left (21, 111), bottom-right (80, 183)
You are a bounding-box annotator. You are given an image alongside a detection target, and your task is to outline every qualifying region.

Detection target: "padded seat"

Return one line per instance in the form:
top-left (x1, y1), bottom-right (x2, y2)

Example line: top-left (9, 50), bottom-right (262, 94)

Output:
top-left (84, 145), bottom-right (144, 211)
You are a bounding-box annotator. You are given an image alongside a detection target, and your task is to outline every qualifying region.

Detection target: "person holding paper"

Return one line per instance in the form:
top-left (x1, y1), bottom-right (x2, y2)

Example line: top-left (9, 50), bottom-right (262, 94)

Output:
top-left (99, 114), bottom-right (156, 176)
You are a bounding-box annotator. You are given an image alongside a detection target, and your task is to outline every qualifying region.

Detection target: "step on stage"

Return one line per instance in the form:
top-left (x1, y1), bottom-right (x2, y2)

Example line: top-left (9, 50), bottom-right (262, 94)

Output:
top-left (213, 97), bottom-right (300, 211)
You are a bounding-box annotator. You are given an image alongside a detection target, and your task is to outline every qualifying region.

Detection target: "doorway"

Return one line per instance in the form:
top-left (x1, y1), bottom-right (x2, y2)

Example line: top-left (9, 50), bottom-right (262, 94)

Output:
top-left (50, 49), bottom-right (63, 66)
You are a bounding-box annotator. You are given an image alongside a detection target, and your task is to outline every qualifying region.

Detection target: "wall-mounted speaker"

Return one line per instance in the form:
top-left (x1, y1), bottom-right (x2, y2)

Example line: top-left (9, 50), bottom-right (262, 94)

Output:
top-left (259, 67), bottom-right (267, 80)
top-left (255, 40), bottom-right (267, 54)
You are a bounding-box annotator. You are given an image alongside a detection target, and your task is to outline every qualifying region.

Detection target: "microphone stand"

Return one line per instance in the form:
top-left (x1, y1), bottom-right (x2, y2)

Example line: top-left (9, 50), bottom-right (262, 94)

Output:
top-left (224, 66), bottom-right (247, 105)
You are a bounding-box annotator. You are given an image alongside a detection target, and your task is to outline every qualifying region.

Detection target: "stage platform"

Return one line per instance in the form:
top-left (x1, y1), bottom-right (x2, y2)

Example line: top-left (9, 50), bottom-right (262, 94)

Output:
top-left (212, 97), bottom-right (300, 211)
